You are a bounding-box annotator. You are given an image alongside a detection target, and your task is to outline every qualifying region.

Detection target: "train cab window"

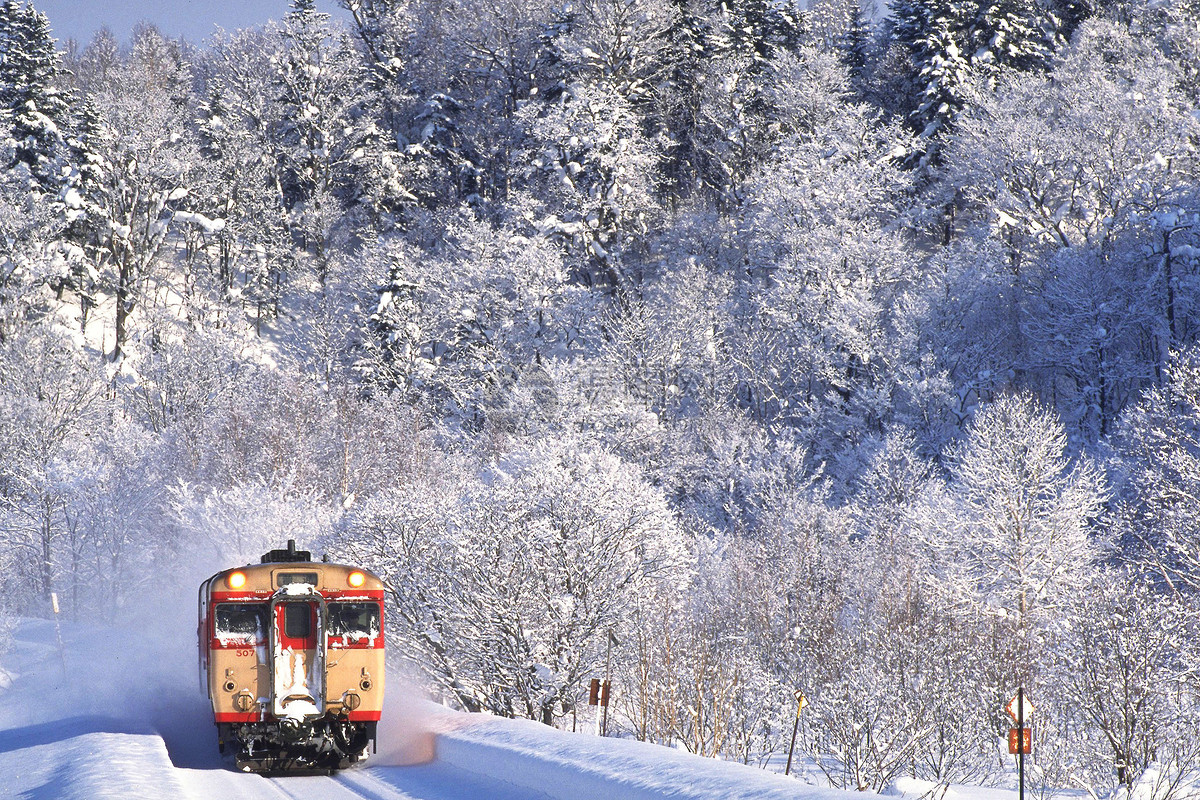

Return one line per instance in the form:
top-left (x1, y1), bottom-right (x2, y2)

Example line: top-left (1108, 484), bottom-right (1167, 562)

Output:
top-left (284, 603), bottom-right (313, 638)
top-left (215, 603), bottom-right (265, 644)
top-left (277, 572), bottom-right (318, 587)
top-left (327, 602), bottom-right (381, 641)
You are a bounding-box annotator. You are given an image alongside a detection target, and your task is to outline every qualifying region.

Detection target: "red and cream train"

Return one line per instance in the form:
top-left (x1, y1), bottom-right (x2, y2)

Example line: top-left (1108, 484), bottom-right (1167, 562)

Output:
top-left (197, 540), bottom-right (385, 772)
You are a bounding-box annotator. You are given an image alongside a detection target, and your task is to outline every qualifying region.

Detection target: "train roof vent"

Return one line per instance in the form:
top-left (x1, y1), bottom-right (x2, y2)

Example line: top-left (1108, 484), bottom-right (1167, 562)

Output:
top-left (261, 539), bottom-right (312, 564)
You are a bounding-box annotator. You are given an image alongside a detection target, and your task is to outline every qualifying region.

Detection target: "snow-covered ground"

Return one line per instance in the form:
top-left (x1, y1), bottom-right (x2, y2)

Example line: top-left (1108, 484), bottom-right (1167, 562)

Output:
top-left (6, 600), bottom-right (1125, 800)
top-left (0, 610), bottom-right (852, 799)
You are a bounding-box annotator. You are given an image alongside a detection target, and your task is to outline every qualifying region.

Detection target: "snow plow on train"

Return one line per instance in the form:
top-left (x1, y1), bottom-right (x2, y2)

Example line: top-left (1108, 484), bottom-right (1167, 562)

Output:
top-left (198, 540), bottom-right (384, 772)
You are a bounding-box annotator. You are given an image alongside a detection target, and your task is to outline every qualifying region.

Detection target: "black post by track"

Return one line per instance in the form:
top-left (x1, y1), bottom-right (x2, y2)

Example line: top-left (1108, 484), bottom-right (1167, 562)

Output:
top-left (1018, 687), bottom-right (1025, 800)
top-left (785, 712), bottom-right (800, 775)
top-left (600, 630), bottom-right (615, 736)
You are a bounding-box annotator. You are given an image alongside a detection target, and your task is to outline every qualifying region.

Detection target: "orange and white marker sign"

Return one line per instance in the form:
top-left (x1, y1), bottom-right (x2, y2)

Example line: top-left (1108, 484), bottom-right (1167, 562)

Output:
top-left (1005, 690), bottom-right (1034, 725)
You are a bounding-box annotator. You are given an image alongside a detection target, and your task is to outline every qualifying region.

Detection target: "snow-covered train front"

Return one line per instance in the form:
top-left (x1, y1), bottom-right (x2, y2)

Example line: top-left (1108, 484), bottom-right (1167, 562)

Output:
top-left (197, 540), bottom-right (385, 772)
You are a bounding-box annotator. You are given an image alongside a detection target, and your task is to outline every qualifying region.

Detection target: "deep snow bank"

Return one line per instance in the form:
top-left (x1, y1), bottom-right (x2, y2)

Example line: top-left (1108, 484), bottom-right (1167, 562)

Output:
top-left (0, 619), bottom-right (193, 800)
top-left (1, 613), bottom-right (846, 799)
top-left (423, 709), bottom-right (845, 800)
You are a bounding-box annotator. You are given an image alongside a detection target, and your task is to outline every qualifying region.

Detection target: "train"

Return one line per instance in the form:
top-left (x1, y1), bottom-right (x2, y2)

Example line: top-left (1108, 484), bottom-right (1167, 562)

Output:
top-left (197, 540), bottom-right (385, 772)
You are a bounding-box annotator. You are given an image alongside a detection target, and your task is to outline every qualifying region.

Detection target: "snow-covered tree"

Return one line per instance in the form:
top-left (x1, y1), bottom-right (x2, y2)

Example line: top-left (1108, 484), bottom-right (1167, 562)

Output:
top-left (336, 0), bottom-right (408, 73)
top-left (0, 132), bottom-right (67, 342)
top-left (1021, 244), bottom-right (1156, 437)
top-left (733, 50), bottom-right (918, 463)
top-left (944, 18), bottom-right (1200, 414)
top-left (711, 0), bottom-right (804, 62)
top-left (338, 436), bottom-right (688, 724)
top-left (595, 257), bottom-right (731, 422)
top-left (889, 0), bottom-right (1051, 147)
top-left (69, 27), bottom-right (121, 94)
top-left (0, 0), bottom-right (1198, 781)
top-left (201, 29), bottom-right (303, 317)
top-left (269, 0), bottom-right (368, 278)
top-left (837, 1), bottom-right (875, 96)
top-left (395, 0), bottom-right (552, 204)
top-left (88, 26), bottom-right (201, 362)
top-left (0, 1), bottom-right (73, 194)
top-left (170, 481), bottom-right (336, 568)
top-left (948, 19), bottom-right (1198, 253)
top-left (1113, 348), bottom-right (1200, 593)
top-left (524, 74), bottom-right (668, 290)
top-left (354, 208), bottom-right (571, 422)
top-left (1053, 571), bottom-right (1200, 790)
top-left (936, 393), bottom-right (1105, 628)
top-left (0, 325), bottom-right (106, 609)
top-left (57, 418), bottom-right (164, 618)
top-left (889, 0), bottom-right (977, 142)
top-left (971, 0), bottom-right (1051, 85)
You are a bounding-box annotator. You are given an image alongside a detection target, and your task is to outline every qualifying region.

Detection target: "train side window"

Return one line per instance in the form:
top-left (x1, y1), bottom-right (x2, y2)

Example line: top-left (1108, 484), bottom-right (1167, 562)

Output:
top-left (215, 603), bottom-right (265, 644)
top-left (284, 603), bottom-right (313, 638)
top-left (327, 602), bottom-right (381, 640)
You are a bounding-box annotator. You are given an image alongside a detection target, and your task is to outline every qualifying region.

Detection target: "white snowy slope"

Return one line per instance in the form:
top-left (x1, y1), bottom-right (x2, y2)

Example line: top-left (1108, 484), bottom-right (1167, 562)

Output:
top-left (433, 714), bottom-right (850, 800)
top-left (0, 614), bottom-right (845, 800)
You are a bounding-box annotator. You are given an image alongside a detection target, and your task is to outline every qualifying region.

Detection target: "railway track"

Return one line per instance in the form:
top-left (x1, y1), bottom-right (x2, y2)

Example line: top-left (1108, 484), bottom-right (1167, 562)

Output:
top-left (259, 761), bottom-right (544, 800)
top-left (267, 769), bottom-right (415, 800)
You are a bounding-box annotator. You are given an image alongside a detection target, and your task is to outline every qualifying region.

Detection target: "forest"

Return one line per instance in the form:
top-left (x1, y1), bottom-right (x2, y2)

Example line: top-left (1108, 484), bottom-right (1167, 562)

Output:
top-left (0, 0), bottom-right (1199, 792)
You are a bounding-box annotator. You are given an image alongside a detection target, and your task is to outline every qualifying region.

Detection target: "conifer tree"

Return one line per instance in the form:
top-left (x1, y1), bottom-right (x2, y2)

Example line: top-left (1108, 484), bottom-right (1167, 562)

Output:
top-left (60, 97), bottom-right (107, 329)
top-left (1045, 0), bottom-right (1091, 44)
top-left (655, 0), bottom-right (714, 198)
top-left (269, 0), bottom-right (367, 279)
top-left (335, 0), bottom-right (408, 88)
top-left (713, 0), bottom-right (804, 63)
top-left (838, 1), bottom-right (875, 97)
top-left (0, 1), bottom-right (72, 194)
top-left (890, 0), bottom-right (1052, 146)
top-left (890, 0), bottom-right (975, 141)
top-left (972, 0), bottom-right (1051, 87)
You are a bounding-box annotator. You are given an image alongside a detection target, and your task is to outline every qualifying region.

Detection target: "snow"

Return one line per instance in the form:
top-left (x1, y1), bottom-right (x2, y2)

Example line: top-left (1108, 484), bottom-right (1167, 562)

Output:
top-left (173, 210), bottom-right (228, 233)
top-left (435, 714), bottom-right (849, 800)
top-left (887, 779), bottom-right (1068, 800)
top-left (273, 645), bottom-right (320, 718)
top-left (0, 614), bottom-right (858, 799)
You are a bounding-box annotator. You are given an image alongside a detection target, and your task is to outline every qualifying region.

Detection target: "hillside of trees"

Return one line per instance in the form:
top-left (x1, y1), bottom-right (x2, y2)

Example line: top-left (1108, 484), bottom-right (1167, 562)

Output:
top-left (1, 0), bottom-right (1199, 792)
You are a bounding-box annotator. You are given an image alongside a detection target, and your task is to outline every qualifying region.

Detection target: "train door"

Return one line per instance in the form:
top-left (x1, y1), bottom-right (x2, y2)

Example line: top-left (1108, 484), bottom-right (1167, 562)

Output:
top-left (271, 600), bottom-right (326, 719)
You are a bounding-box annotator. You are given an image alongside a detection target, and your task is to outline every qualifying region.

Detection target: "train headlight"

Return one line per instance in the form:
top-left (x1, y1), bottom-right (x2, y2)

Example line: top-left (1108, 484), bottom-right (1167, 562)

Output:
top-left (226, 571), bottom-right (247, 590)
top-left (347, 571), bottom-right (366, 588)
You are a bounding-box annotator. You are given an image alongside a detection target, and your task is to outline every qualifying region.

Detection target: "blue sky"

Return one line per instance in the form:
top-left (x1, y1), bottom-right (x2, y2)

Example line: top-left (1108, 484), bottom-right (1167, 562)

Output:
top-left (34, 0), bottom-right (348, 46)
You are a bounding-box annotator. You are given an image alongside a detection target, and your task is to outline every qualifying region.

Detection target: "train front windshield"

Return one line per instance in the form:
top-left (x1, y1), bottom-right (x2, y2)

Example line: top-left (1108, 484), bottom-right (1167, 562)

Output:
top-left (327, 602), bottom-right (381, 640)
top-left (215, 603), bottom-right (266, 643)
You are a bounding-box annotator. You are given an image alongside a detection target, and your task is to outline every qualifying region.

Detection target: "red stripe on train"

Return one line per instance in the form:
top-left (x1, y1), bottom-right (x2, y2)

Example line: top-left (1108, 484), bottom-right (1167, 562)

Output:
top-left (208, 638), bottom-right (383, 650)
top-left (210, 590), bottom-right (386, 601)
top-left (214, 711), bottom-right (382, 723)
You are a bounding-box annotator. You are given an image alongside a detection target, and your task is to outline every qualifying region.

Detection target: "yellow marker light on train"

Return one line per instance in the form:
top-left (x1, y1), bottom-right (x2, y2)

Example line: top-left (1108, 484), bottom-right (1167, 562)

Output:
top-left (347, 571), bottom-right (366, 588)
top-left (226, 571), bottom-right (247, 590)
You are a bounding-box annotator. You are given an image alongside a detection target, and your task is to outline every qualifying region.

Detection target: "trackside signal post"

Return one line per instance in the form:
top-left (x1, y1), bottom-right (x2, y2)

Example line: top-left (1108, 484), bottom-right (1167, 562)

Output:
top-left (51, 592), bottom-right (67, 672)
top-left (588, 677), bottom-right (611, 735)
top-left (1006, 688), bottom-right (1034, 800)
top-left (589, 630), bottom-right (620, 736)
top-left (785, 690), bottom-right (808, 776)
